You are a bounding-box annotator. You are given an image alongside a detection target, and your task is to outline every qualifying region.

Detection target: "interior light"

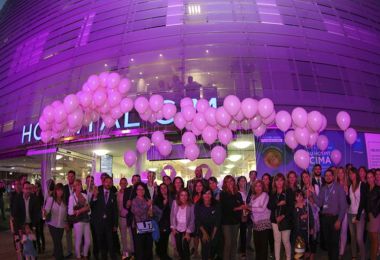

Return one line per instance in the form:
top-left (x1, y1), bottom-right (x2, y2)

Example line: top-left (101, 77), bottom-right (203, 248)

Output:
top-left (159, 53), bottom-right (163, 57)
top-left (188, 165), bottom-right (196, 171)
top-left (86, 163), bottom-right (92, 167)
top-left (179, 159), bottom-right (191, 164)
top-left (11, 167), bottom-right (15, 169)
top-left (224, 170), bottom-right (230, 174)
top-left (130, 58), bottom-right (134, 62)
top-left (228, 154), bottom-right (242, 162)
top-left (9, 172), bottom-right (13, 175)
top-left (225, 164), bottom-right (234, 169)
top-left (233, 141), bottom-right (252, 149)
top-left (59, 172), bottom-right (65, 176)
top-left (148, 168), bottom-right (158, 172)
top-left (56, 167), bottom-right (63, 171)
top-left (93, 149), bottom-right (109, 156)
top-left (56, 155), bottom-right (63, 160)
top-left (122, 129), bottom-right (131, 134)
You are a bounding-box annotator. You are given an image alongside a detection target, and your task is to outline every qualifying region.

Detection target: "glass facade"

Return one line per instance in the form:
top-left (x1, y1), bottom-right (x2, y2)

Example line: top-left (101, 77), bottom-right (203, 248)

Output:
top-left (0, 0), bottom-right (379, 156)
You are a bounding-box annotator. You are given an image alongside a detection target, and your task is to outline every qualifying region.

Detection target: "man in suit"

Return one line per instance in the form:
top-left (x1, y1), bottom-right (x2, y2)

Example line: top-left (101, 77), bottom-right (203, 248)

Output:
top-left (63, 170), bottom-right (76, 258)
top-left (11, 181), bottom-right (38, 232)
top-left (312, 164), bottom-right (325, 188)
top-left (91, 176), bottom-right (118, 259)
top-left (186, 165), bottom-right (208, 196)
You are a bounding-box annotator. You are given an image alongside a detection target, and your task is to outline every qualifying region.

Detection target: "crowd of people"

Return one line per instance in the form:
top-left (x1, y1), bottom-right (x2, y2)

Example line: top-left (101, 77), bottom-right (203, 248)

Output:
top-left (6, 164), bottom-right (380, 260)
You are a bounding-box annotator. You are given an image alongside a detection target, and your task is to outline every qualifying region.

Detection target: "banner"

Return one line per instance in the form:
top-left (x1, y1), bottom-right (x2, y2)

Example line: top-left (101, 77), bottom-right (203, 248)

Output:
top-left (365, 133), bottom-right (380, 169)
top-left (255, 129), bottom-right (367, 177)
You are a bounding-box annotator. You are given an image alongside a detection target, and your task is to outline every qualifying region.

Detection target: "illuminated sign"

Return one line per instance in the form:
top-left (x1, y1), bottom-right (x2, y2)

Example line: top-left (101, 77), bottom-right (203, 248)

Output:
top-left (21, 97), bottom-right (217, 144)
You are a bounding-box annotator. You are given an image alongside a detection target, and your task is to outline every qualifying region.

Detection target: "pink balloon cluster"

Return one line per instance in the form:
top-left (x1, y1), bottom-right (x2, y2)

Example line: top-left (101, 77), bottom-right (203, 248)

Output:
top-left (336, 111), bottom-right (357, 145)
top-left (39, 72), bottom-right (132, 143)
top-left (135, 95), bottom-right (177, 124)
top-left (152, 131), bottom-right (173, 157)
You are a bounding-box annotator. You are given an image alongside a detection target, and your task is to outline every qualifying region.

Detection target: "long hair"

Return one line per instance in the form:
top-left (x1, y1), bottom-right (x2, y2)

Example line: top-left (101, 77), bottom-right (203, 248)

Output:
top-left (176, 188), bottom-right (191, 206)
top-left (53, 183), bottom-right (65, 204)
top-left (261, 173), bottom-right (272, 193)
top-left (155, 183), bottom-right (170, 208)
top-left (272, 173), bottom-right (287, 194)
top-left (199, 188), bottom-right (216, 206)
top-left (222, 175), bottom-right (238, 194)
top-left (300, 170), bottom-right (310, 189)
top-left (251, 180), bottom-right (265, 196)
top-left (349, 167), bottom-right (361, 191)
top-left (237, 176), bottom-right (247, 192)
top-left (335, 167), bottom-right (349, 187)
top-left (286, 170), bottom-right (298, 190)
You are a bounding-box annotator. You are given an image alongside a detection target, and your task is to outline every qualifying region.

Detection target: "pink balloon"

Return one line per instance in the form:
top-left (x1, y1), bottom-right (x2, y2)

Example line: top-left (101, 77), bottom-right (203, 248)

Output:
top-left (91, 111), bottom-right (100, 122)
top-left (53, 120), bottom-right (67, 132)
top-left (258, 98), bottom-right (274, 118)
top-left (98, 102), bottom-right (111, 114)
top-left (295, 127), bottom-right (310, 147)
top-left (229, 120), bottom-right (239, 131)
top-left (108, 91), bottom-right (122, 107)
top-left (52, 100), bottom-right (62, 108)
top-left (308, 132), bottom-right (318, 147)
top-left (41, 131), bottom-right (52, 143)
top-left (204, 107), bottom-right (217, 126)
top-left (262, 111), bottom-right (276, 126)
top-left (118, 78), bottom-right (131, 94)
top-left (223, 95), bottom-right (241, 116)
top-left (155, 110), bottom-right (164, 121)
top-left (107, 72), bottom-right (121, 89)
top-left (233, 110), bottom-right (245, 122)
top-left (93, 89), bottom-right (107, 107)
top-left (180, 97), bottom-right (193, 108)
top-left (241, 119), bottom-right (250, 130)
top-left (120, 98), bottom-right (134, 113)
top-left (336, 111), bottom-right (351, 131)
top-left (250, 115), bottom-right (262, 129)
top-left (211, 146), bottom-right (227, 165)
top-left (103, 115), bottom-right (116, 128)
top-left (192, 126), bottom-right (202, 136)
top-left (307, 111), bottom-right (323, 132)
top-left (253, 124), bottom-right (267, 137)
top-left (63, 94), bottom-right (79, 114)
top-left (149, 94), bottom-right (164, 112)
top-left (134, 97), bottom-right (149, 114)
top-left (82, 112), bottom-right (92, 127)
top-left (137, 136), bottom-right (151, 153)
top-left (55, 104), bottom-right (67, 123)
top-left (294, 149), bottom-right (310, 169)
top-left (174, 112), bottom-right (186, 130)
top-left (196, 99), bottom-right (209, 113)
top-left (152, 131), bottom-right (165, 146)
top-left (216, 107), bottom-right (232, 127)
top-left (331, 149), bottom-right (342, 165)
top-left (82, 82), bottom-right (91, 93)
top-left (87, 74), bottom-right (99, 91)
top-left (182, 132), bottom-right (196, 146)
top-left (78, 92), bottom-right (92, 108)
top-left (182, 106), bottom-right (196, 122)
top-left (275, 110), bottom-right (292, 132)
top-left (67, 109), bottom-right (84, 128)
top-left (184, 122), bottom-right (192, 132)
top-left (319, 115), bottom-right (327, 133)
top-left (162, 103), bottom-right (177, 120)
top-left (139, 108), bottom-right (152, 121)
top-left (38, 117), bottom-right (51, 131)
top-left (110, 106), bottom-right (123, 120)
top-left (317, 135), bottom-right (329, 151)
top-left (148, 113), bottom-right (157, 123)
top-left (241, 98), bottom-right (258, 119)
top-left (42, 105), bottom-right (55, 123)
top-left (218, 128), bottom-right (233, 145)
top-left (158, 140), bottom-right (172, 157)
top-left (285, 130), bottom-right (298, 150)
top-left (124, 150), bottom-right (137, 167)
top-left (344, 128), bottom-right (357, 145)
top-left (193, 113), bottom-right (207, 130)
top-left (202, 126), bottom-right (218, 145)
top-left (98, 72), bottom-right (109, 87)
top-left (292, 107), bottom-right (308, 128)
top-left (184, 144), bottom-right (200, 161)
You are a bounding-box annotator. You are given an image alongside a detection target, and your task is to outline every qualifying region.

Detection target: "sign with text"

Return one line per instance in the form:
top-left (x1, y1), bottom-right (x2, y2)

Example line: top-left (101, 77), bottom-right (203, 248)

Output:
top-left (365, 133), bottom-right (380, 169)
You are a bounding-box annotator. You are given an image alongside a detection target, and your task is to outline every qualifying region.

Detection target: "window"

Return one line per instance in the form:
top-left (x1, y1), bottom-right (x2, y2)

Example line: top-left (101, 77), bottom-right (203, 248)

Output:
top-left (75, 12), bottom-right (96, 47)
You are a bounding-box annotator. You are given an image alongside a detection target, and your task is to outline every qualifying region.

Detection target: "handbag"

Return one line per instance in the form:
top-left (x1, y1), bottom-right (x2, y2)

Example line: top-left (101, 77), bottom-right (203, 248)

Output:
top-left (68, 195), bottom-right (90, 224)
top-left (136, 220), bottom-right (154, 234)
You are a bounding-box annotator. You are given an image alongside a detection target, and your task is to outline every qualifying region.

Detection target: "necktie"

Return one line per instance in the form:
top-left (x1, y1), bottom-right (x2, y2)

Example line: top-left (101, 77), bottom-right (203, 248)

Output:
top-left (105, 190), bottom-right (109, 204)
top-left (317, 179), bottom-right (321, 187)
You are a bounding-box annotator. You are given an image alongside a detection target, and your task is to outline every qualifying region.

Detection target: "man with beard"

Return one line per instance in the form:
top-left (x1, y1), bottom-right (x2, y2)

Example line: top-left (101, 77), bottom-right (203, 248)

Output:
top-left (312, 164), bottom-right (325, 188)
top-left (186, 165), bottom-right (208, 196)
top-left (309, 169), bottom-right (347, 260)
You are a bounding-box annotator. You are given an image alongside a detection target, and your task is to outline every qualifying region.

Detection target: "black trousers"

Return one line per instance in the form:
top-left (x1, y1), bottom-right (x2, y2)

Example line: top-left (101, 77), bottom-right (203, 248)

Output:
top-left (253, 229), bottom-right (270, 260)
top-left (155, 230), bottom-right (170, 259)
top-left (175, 231), bottom-right (190, 260)
top-left (321, 215), bottom-right (340, 260)
top-left (239, 221), bottom-right (247, 254)
top-left (200, 234), bottom-right (219, 260)
top-left (90, 222), bottom-right (98, 258)
top-left (48, 225), bottom-right (64, 260)
top-left (135, 233), bottom-right (153, 260)
top-left (35, 218), bottom-right (45, 251)
top-left (95, 224), bottom-right (116, 259)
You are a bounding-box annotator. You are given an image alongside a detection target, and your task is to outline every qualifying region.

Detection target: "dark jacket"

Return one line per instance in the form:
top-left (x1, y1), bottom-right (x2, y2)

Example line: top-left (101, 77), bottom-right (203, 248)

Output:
top-left (11, 193), bottom-right (39, 229)
top-left (63, 184), bottom-right (74, 206)
top-left (312, 177), bottom-right (325, 188)
top-left (90, 187), bottom-right (118, 228)
top-left (347, 182), bottom-right (367, 221)
top-left (358, 184), bottom-right (380, 219)
top-left (267, 189), bottom-right (294, 230)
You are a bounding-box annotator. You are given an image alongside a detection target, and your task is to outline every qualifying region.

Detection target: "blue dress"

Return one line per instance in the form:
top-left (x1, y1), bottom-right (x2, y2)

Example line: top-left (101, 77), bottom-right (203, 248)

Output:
top-left (23, 235), bottom-right (37, 257)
